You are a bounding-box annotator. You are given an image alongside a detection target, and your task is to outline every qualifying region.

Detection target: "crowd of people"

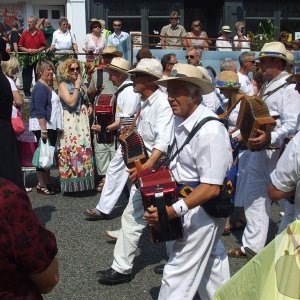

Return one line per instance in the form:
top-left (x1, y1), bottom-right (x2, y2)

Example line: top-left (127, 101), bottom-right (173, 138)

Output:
top-left (1, 10), bottom-right (300, 300)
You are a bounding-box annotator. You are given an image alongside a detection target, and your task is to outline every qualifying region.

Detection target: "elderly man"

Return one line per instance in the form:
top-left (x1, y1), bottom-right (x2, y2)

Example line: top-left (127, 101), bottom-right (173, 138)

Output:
top-left (161, 53), bottom-right (177, 77)
top-left (268, 72), bottom-right (300, 230)
top-left (145, 64), bottom-right (232, 299)
top-left (18, 16), bottom-right (46, 97)
top-left (185, 46), bottom-right (202, 66)
top-left (87, 46), bottom-right (122, 192)
top-left (216, 25), bottom-right (233, 51)
top-left (228, 42), bottom-right (300, 257)
top-left (84, 57), bottom-right (140, 220)
top-left (160, 11), bottom-right (186, 50)
top-left (97, 58), bottom-right (174, 285)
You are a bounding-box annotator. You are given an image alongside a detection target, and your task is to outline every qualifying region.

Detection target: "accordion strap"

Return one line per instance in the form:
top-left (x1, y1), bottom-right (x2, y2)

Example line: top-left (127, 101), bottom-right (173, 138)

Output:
top-left (164, 116), bottom-right (225, 166)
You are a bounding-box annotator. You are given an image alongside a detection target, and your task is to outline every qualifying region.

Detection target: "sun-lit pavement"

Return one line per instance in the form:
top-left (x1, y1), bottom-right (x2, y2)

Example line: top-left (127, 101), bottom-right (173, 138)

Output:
top-left (26, 170), bottom-right (281, 300)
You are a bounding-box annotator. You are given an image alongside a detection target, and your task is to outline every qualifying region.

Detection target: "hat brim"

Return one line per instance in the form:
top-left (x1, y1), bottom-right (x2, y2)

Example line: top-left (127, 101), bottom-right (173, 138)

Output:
top-left (1, 50), bottom-right (10, 61)
top-left (222, 30), bottom-right (232, 33)
top-left (102, 51), bottom-right (122, 57)
top-left (259, 52), bottom-right (289, 62)
top-left (106, 64), bottom-right (129, 75)
top-left (128, 69), bottom-right (161, 79)
top-left (156, 77), bottom-right (214, 95)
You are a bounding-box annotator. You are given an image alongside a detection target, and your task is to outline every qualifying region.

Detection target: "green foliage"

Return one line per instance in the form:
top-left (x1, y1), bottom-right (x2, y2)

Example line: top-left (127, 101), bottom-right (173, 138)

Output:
top-left (248, 20), bottom-right (276, 51)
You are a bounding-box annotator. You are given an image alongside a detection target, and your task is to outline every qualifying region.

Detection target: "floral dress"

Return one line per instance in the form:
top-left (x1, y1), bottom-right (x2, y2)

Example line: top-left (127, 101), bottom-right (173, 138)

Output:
top-left (58, 82), bottom-right (94, 192)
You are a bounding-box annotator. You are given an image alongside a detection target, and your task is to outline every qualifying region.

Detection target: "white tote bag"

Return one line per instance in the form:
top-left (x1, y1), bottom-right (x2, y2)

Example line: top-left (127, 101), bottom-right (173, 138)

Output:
top-left (39, 139), bottom-right (55, 170)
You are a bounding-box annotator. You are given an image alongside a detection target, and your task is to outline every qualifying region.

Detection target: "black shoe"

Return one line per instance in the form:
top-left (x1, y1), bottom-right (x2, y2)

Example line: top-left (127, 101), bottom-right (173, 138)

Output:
top-left (84, 208), bottom-right (109, 221)
top-left (97, 268), bottom-right (132, 285)
top-left (154, 263), bottom-right (165, 274)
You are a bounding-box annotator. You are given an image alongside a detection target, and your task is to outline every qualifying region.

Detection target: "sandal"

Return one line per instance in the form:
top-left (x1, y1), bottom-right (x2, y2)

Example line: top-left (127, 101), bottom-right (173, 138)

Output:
top-left (36, 184), bottom-right (55, 195)
top-left (227, 247), bottom-right (247, 258)
top-left (229, 219), bottom-right (246, 232)
top-left (96, 178), bottom-right (105, 193)
top-left (84, 208), bottom-right (108, 220)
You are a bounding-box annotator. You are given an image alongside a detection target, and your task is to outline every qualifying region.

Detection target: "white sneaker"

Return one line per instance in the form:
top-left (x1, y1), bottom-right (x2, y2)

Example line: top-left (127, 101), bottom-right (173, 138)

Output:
top-left (105, 229), bottom-right (120, 241)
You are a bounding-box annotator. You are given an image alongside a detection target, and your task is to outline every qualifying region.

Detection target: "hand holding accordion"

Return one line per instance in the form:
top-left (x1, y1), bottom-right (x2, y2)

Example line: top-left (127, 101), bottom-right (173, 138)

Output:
top-left (236, 96), bottom-right (276, 151)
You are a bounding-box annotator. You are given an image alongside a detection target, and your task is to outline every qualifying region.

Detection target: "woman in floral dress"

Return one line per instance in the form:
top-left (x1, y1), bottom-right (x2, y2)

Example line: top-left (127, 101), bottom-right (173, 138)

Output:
top-left (58, 58), bottom-right (94, 192)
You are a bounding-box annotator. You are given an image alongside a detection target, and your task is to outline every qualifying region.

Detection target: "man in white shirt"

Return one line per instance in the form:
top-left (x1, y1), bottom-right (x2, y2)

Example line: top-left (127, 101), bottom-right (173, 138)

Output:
top-left (228, 42), bottom-right (300, 257)
top-left (233, 21), bottom-right (251, 52)
top-left (107, 19), bottom-right (130, 59)
top-left (84, 57), bottom-right (140, 220)
top-left (216, 25), bottom-right (232, 51)
top-left (237, 51), bottom-right (255, 96)
top-left (146, 64), bottom-right (232, 299)
top-left (97, 58), bottom-right (174, 285)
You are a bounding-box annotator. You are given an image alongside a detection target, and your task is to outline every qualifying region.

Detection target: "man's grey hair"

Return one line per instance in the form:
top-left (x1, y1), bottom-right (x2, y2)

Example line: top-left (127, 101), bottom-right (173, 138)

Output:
top-left (28, 16), bottom-right (37, 24)
top-left (187, 46), bottom-right (202, 57)
top-left (220, 58), bottom-right (237, 72)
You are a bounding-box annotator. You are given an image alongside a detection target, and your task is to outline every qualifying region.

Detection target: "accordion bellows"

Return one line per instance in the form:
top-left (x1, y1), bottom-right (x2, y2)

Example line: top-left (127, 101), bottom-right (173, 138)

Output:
top-left (236, 96), bottom-right (276, 150)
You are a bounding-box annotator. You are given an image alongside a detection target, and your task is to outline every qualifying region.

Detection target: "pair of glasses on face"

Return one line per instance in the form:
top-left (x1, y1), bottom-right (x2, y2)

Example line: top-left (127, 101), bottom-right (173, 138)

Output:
top-left (70, 67), bottom-right (80, 72)
top-left (93, 25), bottom-right (101, 29)
top-left (185, 55), bottom-right (195, 59)
top-left (170, 17), bottom-right (178, 21)
top-left (194, 24), bottom-right (201, 27)
top-left (130, 73), bottom-right (144, 80)
top-left (62, 23), bottom-right (68, 26)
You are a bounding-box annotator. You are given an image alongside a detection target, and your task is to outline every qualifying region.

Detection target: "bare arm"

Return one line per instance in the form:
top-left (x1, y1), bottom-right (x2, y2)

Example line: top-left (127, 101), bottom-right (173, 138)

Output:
top-left (12, 90), bottom-right (24, 107)
top-left (58, 76), bottom-right (82, 107)
top-left (268, 183), bottom-right (295, 201)
top-left (30, 256), bottom-right (59, 294)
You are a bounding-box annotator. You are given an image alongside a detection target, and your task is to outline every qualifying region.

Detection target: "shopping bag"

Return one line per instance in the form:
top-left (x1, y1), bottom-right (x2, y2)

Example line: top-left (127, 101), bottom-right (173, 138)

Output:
top-left (11, 108), bottom-right (25, 135)
top-left (32, 140), bottom-right (41, 168)
top-left (39, 139), bottom-right (55, 170)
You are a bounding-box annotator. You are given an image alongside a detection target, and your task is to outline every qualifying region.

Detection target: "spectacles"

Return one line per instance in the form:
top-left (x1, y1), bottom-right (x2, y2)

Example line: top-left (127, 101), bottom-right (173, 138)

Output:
top-left (62, 23), bottom-right (68, 26)
top-left (70, 67), bottom-right (80, 72)
top-left (93, 25), bottom-right (101, 28)
top-left (168, 61), bottom-right (178, 65)
top-left (185, 55), bottom-right (195, 59)
top-left (170, 17), bottom-right (178, 20)
top-left (194, 24), bottom-right (201, 27)
top-left (113, 24), bottom-right (121, 27)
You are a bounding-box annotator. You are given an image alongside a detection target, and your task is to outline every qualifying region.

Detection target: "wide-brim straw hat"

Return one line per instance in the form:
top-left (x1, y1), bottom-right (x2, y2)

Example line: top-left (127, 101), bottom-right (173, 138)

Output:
top-left (128, 58), bottom-right (163, 79)
top-left (259, 41), bottom-right (289, 62)
top-left (0, 37), bottom-right (10, 61)
top-left (107, 57), bottom-right (129, 75)
top-left (156, 63), bottom-right (214, 95)
top-left (102, 46), bottom-right (122, 57)
top-left (221, 25), bottom-right (231, 33)
top-left (215, 71), bottom-right (240, 89)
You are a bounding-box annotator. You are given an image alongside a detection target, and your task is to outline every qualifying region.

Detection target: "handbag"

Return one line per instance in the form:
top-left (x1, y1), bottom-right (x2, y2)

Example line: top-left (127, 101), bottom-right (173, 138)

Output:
top-left (11, 108), bottom-right (25, 135)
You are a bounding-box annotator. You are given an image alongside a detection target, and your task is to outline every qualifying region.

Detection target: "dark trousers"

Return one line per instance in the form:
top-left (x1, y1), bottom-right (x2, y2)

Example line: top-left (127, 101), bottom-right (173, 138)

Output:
top-left (22, 62), bottom-right (37, 94)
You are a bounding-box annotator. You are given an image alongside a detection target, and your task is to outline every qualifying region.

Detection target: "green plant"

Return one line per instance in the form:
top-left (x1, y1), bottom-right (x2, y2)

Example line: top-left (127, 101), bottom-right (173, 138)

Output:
top-left (248, 19), bottom-right (275, 51)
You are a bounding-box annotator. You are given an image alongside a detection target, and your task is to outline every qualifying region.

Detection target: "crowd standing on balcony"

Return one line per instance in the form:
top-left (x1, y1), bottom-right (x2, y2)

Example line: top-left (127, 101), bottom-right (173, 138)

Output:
top-left (1, 9), bottom-right (300, 300)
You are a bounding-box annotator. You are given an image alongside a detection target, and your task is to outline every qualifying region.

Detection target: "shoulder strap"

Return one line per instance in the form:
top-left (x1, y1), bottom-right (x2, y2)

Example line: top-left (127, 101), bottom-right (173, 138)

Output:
top-left (166, 116), bottom-right (225, 165)
top-left (114, 83), bottom-right (133, 98)
top-left (263, 82), bottom-right (291, 100)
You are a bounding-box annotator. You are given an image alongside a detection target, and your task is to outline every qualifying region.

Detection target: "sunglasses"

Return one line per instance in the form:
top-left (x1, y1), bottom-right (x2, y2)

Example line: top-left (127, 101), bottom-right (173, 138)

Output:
top-left (185, 55), bottom-right (195, 59)
top-left (70, 67), bottom-right (80, 72)
top-left (62, 23), bottom-right (68, 26)
top-left (194, 24), bottom-right (201, 27)
top-left (93, 25), bottom-right (101, 28)
top-left (170, 17), bottom-right (178, 20)
top-left (168, 61), bottom-right (178, 65)
top-left (130, 73), bottom-right (144, 80)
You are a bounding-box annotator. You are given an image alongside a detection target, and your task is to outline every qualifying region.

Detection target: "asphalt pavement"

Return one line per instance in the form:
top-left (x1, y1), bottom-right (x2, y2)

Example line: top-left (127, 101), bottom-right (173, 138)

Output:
top-left (26, 170), bottom-right (281, 300)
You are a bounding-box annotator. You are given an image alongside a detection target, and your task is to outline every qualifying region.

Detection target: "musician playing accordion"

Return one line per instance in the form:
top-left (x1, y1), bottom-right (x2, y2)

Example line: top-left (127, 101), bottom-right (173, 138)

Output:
top-left (97, 58), bottom-right (174, 285)
top-left (144, 64), bottom-right (233, 299)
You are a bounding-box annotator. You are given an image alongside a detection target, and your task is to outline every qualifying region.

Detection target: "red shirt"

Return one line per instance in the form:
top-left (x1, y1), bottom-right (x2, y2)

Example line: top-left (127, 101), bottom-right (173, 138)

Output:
top-left (18, 29), bottom-right (46, 49)
top-left (0, 178), bottom-right (58, 299)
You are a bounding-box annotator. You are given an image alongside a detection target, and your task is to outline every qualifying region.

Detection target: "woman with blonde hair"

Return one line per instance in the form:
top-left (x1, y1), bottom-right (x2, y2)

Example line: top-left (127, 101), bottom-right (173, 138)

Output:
top-left (185, 20), bottom-right (209, 50)
top-left (29, 60), bottom-right (62, 195)
top-left (58, 58), bottom-right (94, 193)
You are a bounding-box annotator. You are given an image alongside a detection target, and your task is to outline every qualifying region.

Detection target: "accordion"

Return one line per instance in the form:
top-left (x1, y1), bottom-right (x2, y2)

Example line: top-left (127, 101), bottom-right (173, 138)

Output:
top-left (137, 166), bottom-right (183, 243)
top-left (236, 96), bottom-right (276, 151)
top-left (94, 94), bottom-right (114, 144)
top-left (118, 128), bottom-right (148, 169)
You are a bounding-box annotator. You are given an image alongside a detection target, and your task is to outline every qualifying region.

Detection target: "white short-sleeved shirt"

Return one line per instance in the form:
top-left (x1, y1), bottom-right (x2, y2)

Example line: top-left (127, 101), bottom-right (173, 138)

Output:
top-left (215, 37), bottom-right (232, 51)
top-left (261, 72), bottom-right (300, 146)
top-left (137, 88), bottom-right (174, 155)
top-left (270, 131), bottom-right (300, 219)
top-left (115, 80), bottom-right (140, 120)
top-left (233, 35), bottom-right (251, 52)
top-left (51, 29), bottom-right (77, 50)
top-left (170, 104), bottom-right (232, 185)
top-left (238, 72), bottom-right (254, 96)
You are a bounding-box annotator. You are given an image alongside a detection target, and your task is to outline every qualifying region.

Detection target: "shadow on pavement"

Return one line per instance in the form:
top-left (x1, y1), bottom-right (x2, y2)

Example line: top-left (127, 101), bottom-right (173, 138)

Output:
top-left (34, 205), bottom-right (56, 226)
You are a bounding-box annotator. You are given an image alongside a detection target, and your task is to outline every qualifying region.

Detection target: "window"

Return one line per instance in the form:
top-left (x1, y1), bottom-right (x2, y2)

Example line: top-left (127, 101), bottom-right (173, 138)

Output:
top-left (39, 10), bottom-right (48, 19)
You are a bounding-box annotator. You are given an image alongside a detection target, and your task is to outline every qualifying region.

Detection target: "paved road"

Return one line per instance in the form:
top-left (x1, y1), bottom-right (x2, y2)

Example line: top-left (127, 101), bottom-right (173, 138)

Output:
top-left (26, 171), bottom-right (281, 300)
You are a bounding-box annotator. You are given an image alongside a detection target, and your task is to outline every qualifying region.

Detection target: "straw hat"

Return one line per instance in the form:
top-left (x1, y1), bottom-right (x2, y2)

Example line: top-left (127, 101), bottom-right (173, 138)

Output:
top-left (259, 41), bottom-right (288, 62)
top-left (215, 71), bottom-right (240, 89)
top-left (0, 37), bottom-right (9, 61)
top-left (107, 57), bottom-right (129, 75)
top-left (128, 58), bottom-right (163, 79)
top-left (221, 25), bottom-right (231, 33)
top-left (102, 46), bottom-right (122, 57)
top-left (156, 63), bottom-right (214, 95)
top-left (286, 51), bottom-right (295, 65)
